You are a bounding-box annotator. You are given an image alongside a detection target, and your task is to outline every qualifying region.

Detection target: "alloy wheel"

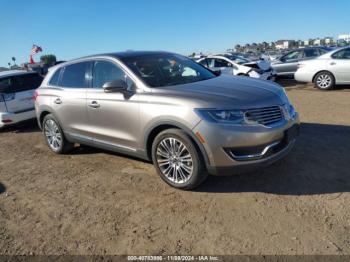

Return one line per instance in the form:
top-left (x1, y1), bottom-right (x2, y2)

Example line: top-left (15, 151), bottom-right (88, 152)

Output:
top-left (316, 74), bottom-right (332, 89)
top-left (44, 119), bottom-right (62, 151)
top-left (156, 137), bottom-right (193, 184)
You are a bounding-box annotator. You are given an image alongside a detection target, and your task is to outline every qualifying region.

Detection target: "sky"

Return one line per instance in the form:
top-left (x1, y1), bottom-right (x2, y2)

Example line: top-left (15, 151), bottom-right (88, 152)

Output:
top-left (1, 0), bottom-right (349, 67)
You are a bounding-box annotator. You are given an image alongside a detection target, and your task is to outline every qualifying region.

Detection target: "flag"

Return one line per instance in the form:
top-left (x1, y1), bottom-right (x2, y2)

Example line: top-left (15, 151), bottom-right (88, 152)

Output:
top-left (31, 44), bottom-right (43, 55)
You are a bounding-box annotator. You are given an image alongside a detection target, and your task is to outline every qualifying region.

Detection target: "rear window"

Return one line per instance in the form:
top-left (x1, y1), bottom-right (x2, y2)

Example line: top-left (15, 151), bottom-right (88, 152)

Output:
top-left (59, 62), bottom-right (91, 88)
top-left (12, 74), bottom-right (43, 92)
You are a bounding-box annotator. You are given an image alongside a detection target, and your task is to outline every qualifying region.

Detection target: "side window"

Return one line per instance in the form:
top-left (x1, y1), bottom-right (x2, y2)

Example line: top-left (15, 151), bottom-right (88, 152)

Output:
top-left (282, 51), bottom-right (302, 62)
top-left (319, 48), bottom-right (328, 55)
top-left (0, 77), bottom-right (11, 92)
top-left (48, 68), bottom-right (62, 86)
top-left (214, 58), bottom-right (229, 67)
top-left (92, 60), bottom-right (125, 88)
top-left (199, 59), bottom-right (208, 67)
top-left (12, 74), bottom-right (43, 92)
top-left (59, 62), bottom-right (91, 88)
top-left (332, 48), bottom-right (350, 59)
top-left (303, 49), bottom-right (319, 58)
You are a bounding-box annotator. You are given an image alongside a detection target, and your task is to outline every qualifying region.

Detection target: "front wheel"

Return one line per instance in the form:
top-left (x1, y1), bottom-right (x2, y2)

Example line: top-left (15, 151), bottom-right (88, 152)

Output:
top-left (314, 71), bottom-right (335, 90)
top-left (151, 129), bottom-right (208, 190)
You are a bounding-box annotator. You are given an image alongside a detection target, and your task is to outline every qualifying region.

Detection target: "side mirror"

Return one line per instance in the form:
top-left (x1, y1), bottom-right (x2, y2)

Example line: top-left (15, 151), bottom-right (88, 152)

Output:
top-left (102, 79), bottom-right (128, 93)
top-left (213, 69), bottom-right (221, 76)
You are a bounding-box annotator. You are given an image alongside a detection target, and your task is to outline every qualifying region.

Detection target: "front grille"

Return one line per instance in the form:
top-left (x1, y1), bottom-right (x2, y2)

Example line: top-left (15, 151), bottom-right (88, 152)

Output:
top-left (244, 106), bottom-right (283, 126)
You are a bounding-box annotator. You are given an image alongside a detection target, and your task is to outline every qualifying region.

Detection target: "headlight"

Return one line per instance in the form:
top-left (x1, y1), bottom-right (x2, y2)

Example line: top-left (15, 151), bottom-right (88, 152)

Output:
top-left (195, 109), bottom-right (245, 124)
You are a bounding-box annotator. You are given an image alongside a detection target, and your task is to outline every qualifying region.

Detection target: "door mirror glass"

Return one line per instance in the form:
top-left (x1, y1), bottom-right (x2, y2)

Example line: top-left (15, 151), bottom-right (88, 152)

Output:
top-left (102, 79), bottom-right (128, 93)
top-left (212, 69), bottom-right (221, 76)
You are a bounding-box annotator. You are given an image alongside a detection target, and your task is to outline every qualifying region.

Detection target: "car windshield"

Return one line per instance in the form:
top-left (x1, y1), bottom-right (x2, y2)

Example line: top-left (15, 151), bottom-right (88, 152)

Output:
top-left (222, 54), bottom-right (250, 64)
top-left (120, 53), bottom-right (216, 87)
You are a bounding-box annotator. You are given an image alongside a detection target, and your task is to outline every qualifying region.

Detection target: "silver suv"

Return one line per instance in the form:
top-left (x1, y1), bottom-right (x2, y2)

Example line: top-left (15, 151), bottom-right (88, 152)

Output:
top-left (35, 51), bottom-right (300, 189)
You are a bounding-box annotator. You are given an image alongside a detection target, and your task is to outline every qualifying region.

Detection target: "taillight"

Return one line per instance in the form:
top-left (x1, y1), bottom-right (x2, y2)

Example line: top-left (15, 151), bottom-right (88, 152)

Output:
top-left (33, 90), bottom-right (39, 101)
top-left (2, 119), bottom-right (13, 123)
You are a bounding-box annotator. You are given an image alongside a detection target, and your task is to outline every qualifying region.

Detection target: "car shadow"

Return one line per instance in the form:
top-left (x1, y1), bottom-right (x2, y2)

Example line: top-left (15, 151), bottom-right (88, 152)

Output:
top-left (0, 119), bottom-right (40, 133)
top-left (0, 183), bottom-right (6, 194)
top-left (70, 145), bottom-right (151, 164)
top-left (197, 122), bottom-right (350, 195)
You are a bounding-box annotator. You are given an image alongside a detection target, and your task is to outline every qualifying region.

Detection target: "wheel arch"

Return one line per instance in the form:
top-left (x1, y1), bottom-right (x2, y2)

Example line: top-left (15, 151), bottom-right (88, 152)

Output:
top-left (144, 121), bottom-right (209, 166)
top-left (312, 70), bottom-right (336, 84)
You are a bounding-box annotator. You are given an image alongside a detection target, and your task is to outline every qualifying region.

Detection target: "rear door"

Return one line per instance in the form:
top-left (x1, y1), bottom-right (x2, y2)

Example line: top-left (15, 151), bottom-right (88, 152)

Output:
top-left (5, 73), bottom-right (43, 113)
top-left (330, 48), bottom-right (350, 83)
top-left (50, 61), bottom-right (92, 139)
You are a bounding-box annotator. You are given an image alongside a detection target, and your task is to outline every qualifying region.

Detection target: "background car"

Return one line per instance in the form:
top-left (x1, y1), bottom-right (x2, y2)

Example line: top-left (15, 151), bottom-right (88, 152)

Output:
top-left (295, 47), bottom-right (350, 90)
top-left (271, 47), bottom-right (333, 77)
top-left (0, 70), bottom-right (43, 128)
top-left (197, 54), bottom-right (276, 81)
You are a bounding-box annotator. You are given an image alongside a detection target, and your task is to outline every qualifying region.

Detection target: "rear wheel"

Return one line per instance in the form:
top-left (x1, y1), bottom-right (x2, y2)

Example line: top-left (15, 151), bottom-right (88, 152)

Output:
top-left (151, 129), bottom-right (208, 190)
top-left (314, 71), bottom-right (335, 90)
top-left (42, 114), bottom-right (74, 154)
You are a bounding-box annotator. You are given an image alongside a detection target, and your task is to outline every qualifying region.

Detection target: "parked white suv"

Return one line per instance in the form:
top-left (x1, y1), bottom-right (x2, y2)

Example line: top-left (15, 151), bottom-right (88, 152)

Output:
top-left (0, 70), bottom-right (43, 128)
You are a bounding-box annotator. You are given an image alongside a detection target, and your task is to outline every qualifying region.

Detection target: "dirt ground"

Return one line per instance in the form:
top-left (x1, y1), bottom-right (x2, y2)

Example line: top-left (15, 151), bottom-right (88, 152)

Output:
top-left (0, 80), bottom-right (350, 255)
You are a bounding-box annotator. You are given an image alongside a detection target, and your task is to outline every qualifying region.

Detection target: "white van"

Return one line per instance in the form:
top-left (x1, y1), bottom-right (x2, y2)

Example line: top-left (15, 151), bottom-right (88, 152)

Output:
top-left (0, 70), bottom-right (43, 128)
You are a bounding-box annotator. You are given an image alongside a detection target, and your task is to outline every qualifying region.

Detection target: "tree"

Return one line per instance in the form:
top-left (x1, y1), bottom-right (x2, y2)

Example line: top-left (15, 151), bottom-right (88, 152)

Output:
top-left (40, 54), bottom-right (57, 65)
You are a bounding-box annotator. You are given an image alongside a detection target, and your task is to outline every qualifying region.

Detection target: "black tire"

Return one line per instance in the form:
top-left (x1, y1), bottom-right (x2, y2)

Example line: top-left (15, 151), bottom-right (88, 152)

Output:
top-left (42, 114), bottom-right (74, 154)
top-left (314, 71), bottom-right (335, 90)
top-left (151, 128), bottom-right (208, 190)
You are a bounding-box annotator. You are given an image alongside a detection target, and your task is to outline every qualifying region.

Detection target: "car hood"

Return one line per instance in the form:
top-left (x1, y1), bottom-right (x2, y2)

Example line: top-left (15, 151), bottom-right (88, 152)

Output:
top-left (152, 75), bottom-right (288, 109)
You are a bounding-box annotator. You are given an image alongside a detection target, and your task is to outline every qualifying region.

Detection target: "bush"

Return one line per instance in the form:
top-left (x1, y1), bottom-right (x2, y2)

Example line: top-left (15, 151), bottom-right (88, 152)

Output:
top-left (40, 54), bottom-right (57, 65)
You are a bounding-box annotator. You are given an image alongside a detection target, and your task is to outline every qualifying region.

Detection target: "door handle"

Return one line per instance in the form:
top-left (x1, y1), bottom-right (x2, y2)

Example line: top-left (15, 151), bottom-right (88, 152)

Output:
top-left (89, 100), bottom-right (100, 108)
top-left (54, 98), bottom-right (62, 104)
top-left (330, 62), bottom-right (336, 65)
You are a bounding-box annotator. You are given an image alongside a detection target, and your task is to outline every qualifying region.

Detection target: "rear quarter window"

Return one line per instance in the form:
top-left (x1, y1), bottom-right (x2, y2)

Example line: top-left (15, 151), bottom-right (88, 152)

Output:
top-left (48, 68), bottom-right (62, 86)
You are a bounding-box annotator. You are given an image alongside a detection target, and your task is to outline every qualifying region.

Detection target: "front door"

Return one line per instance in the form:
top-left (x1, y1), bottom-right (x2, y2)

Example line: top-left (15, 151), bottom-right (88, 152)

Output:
top-left (86, 59), bottom-right (140, 151)
top-left (274, 50), bottom-right (303, 75)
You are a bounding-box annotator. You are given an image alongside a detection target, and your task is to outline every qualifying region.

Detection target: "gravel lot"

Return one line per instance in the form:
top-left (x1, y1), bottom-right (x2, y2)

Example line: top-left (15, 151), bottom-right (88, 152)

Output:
top-left (1, 81), bottom-right (350, 255)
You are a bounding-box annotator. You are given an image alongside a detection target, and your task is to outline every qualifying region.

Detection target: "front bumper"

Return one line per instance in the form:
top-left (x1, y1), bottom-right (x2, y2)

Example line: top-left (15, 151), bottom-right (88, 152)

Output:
top-left (0, 110), bottom-right (36, 128)
top-left (193, 112), bottom-right (300, 176)
top-left (248, 70), bottom-right (276, 81)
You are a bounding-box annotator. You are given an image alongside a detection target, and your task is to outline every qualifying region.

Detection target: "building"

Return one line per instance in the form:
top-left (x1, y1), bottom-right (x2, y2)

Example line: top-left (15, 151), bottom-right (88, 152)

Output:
top-left (324, 37), bottom-right (334, 45)
top-left (338, 34), bottom-right (350, 43)
top-left (275, 40), bottom-right (295, 50)
top-left (313, 38), bottom-right (322, 46)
